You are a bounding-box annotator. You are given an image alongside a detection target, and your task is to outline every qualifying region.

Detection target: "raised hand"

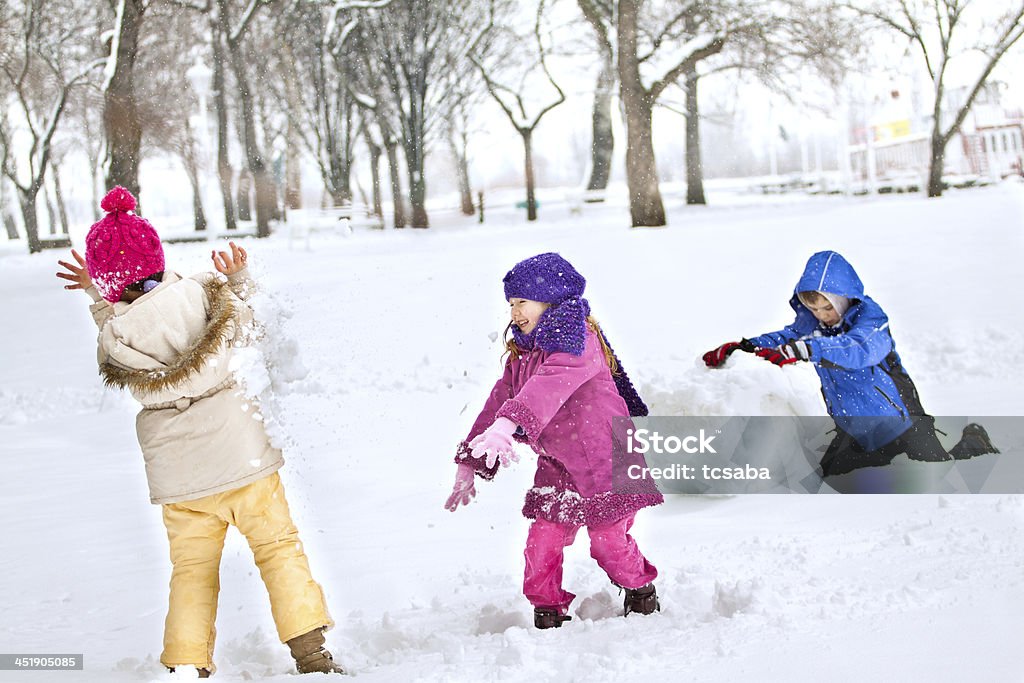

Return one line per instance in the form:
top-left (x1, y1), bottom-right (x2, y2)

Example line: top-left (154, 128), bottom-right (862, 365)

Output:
top-left (212, 241), bottom-right (248, 276)
top-left (56, 249), bottom-right (93, 292)
top-left (468, 417), bottom-right (519, 469)
top-left (702, 339), bottom-right (754, 368)
top-left (444, 464), bottom-right (477, 511)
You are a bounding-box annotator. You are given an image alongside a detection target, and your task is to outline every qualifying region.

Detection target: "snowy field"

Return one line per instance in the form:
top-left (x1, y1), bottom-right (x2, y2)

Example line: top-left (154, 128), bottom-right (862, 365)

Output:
top-left (1, 181), bottom-right (1023, 682)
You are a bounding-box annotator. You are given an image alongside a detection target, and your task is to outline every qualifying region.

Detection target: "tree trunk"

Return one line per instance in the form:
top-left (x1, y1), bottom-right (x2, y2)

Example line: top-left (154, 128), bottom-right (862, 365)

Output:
top-left (86, 146), bottom-right (102, 221)
top-left (408, 171), bottom-right (428, 227)
top-left (621, 98), bottom-right (664, 225)
top-left (212, 18), bottom-right (236, 231)
top-left (385, 139), bottom-right (406, 228)
top-left (405, 107), bottom-right (429, 227)
top-left (406, 137), bottom-right (429, 228)
top-left (189, 175), bottom-right (207, 231)
top-left (45, 184), bottom-right (58, 235)
top-left (587, 57), bottom-right (615, 192)
top-left (18, 189), bottom-right (41, 254)
top-left (2, 211), bottom-right (17, 239)
top-left (927, 131), bottom-right (946, 198)
top-left (523, 128), bottom-right (538, 221)
top-left (103, 0), bottom-right (145, 197)
top-left (450, 132), bottom-right (474, 215)
top-left (324, 89), bottom-right (354, 207)
top-left (183, 131), bottom-right (207, 231)
top-left (1, 181), bottom-right (18, 239)
top-left (365, 134), bottom-right (383, 218)
top-left (285, 118), bottom-right (302, 209)
top-left (252, 166), bottom-right (276, 235)
top-left (684, 64), bottom-right (706, 205)
top-left (236, 169), bottom-right (253, 221)
top-left (617, 0), bottom-right (666, 227)
top-left (53, 169), bottom-right (70, 233)
top-left (227, 32), bottom-right (273, 237)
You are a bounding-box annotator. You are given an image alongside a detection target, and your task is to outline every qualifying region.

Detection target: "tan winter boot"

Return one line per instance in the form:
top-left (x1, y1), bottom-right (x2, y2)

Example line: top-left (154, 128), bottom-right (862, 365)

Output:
top-left (286, 627), bottom-right (345, 675)
top-left (167, 666), bottom-right (211, 678)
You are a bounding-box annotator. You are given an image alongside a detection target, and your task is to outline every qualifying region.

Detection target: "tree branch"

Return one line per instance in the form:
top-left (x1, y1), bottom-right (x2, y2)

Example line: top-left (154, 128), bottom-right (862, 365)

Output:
top-left (649, 33), bottom-right (726, 101)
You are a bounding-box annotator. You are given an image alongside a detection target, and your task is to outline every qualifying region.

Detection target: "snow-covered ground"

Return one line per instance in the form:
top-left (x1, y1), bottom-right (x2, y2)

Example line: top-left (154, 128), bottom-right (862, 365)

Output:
top-left (1, 181), bottom-right (1023, 682)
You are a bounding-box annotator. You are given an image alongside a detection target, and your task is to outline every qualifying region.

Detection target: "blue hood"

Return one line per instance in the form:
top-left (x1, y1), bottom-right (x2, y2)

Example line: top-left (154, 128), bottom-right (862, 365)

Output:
top-left (794, 251), bottom-right (864, 300)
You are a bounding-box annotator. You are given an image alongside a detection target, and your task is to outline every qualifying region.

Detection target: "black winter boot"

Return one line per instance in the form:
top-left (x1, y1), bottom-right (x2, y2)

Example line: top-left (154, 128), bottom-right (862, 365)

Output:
top-left (533, 608), bottom-right (572, 629)
top-left (286, 627), bottom-right (345, 675)
top-left (950, 423), bottom-right (1000, 460)
top-left (623, 584), bottom-right (660, 617)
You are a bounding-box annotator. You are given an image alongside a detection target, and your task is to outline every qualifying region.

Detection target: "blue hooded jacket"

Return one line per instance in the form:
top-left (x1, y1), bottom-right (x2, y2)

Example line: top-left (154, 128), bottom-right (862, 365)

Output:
top-left (748, 251), bottom-right (922, 451)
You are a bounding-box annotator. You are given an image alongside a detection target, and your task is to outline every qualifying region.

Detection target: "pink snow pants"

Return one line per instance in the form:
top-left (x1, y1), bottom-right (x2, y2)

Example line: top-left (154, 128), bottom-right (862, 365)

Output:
top-left (523, 514), bottom-right (657, 612)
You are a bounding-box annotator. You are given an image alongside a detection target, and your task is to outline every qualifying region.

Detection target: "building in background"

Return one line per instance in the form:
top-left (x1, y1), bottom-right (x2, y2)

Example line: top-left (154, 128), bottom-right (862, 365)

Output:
top-left (845, 72), bottom-right (1023, 192)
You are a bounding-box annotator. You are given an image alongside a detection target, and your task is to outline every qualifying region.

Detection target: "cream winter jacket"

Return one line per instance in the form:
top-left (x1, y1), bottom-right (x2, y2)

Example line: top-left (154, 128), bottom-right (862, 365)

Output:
top-left (86, 268), bottom-right (283, 504)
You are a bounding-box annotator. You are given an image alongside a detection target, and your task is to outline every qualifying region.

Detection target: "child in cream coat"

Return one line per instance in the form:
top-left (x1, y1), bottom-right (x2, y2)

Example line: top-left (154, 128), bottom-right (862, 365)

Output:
top-left (57, 187), bottom-right (343, 677)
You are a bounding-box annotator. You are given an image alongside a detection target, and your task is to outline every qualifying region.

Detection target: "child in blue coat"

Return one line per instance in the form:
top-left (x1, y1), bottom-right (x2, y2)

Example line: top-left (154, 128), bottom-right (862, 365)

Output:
top-left (703, 251), bottom-right (998, 476)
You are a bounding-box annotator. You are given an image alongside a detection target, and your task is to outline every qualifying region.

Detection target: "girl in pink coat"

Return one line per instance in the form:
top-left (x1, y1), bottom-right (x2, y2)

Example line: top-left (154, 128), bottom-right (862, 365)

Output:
top-left (445, 253), bottom-right (663, 629)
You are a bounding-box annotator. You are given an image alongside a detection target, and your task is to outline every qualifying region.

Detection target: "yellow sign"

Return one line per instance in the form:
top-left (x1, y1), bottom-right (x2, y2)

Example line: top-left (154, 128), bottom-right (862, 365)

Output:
top-left (873, 119), bottom-right (912, 141)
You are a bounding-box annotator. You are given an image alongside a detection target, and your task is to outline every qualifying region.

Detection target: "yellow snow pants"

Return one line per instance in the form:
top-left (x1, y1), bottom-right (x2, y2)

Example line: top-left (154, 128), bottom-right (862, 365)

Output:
top-left (159, 472), bottom-right (333, 671)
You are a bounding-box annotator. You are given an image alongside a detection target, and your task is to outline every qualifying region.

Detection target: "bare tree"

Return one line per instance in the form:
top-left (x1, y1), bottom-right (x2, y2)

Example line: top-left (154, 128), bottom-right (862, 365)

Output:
top-left (222, 0), bottom-right (278, 237)
top-left (280, 3), bottom-right (357, 206)
top-left (168, 0), bottom-right (240, 230)
top-left (441, 62), bottom-right (485, 216)
top-left (102, 0), bottom-right (147, 197)
top-left (73, 83), bottom-right (106, 221)
top-left (470, 0), bottom-right (566, 222)
top-left (578, 0), bottom-right (616, 194)
top-left (209, 11), bottom-right (236, 231)
top-left (268, 1), bottom-right (392, 213)
top-left (850, 0), bottom-right (1024, 197)
top-left (671, 1), bottom-right (841, 205)
top-left (357, 106), bottom-right (384, 218)
top-left (358, 0), bottom-right (483, 228)
top-left (128, 1), bottom-right (212, 230)
top-left (0, 0), bottom-right (103, 252)
top-left (579, 1), bottom-right (728, 226)
top-left (349, 17), bottom-right (409, 227)
top-left (0, 6), bottom-right (19, 239)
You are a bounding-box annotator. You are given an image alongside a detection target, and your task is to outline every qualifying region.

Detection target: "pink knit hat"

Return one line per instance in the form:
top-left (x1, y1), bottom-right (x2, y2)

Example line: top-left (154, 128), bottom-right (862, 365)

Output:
top-left (85, 187), bottom-right (165, 303)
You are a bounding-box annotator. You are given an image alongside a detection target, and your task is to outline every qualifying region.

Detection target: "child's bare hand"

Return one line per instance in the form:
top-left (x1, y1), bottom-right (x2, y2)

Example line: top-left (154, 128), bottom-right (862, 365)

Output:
top-left (56, 249), bottom-right (93, 291)
top-left (212, 242), bottom-right (248, 276)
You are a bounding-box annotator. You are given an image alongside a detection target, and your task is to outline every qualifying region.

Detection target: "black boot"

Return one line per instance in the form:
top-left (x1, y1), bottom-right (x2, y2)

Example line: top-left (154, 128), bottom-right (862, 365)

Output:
top-left (950, 423), bottom-right (1000, 460)
top-left (534, 607), bottom-right (572, 629)
top-left (623, 584), bottom-right (660, 617)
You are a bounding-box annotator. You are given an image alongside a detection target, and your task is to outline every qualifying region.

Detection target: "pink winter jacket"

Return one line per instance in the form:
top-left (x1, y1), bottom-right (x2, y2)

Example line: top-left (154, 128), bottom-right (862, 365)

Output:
top-left (457, 328), bottom-right (662, 527)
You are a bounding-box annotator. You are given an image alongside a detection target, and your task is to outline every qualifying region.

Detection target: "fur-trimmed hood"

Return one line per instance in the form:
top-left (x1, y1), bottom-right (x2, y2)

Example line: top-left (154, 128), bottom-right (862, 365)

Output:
top-left (97, 273), bottom-right (245, 404)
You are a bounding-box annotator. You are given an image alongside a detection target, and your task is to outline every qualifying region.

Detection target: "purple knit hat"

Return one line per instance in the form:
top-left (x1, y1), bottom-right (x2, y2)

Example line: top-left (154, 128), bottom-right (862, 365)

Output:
top-left (85, 187), bottom-right (165, 303)
top-left (503, 253), bottom-right (649, 417)
top-left (503, 252), bottom-right (585, 304)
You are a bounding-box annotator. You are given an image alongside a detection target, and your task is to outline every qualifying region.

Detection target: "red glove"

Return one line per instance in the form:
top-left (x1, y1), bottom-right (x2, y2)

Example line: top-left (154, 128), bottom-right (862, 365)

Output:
top-left (779, 340), bottom-right (811, 362)
top-left (755, 347), bottom-right (800, 366)
top-left (703, 339), bottom-right (755, 367)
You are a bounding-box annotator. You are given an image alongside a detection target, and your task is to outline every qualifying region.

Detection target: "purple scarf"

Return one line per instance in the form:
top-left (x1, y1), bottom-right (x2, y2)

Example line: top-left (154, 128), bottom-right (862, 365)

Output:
top-left (511, 297), bottom-right (648, 417)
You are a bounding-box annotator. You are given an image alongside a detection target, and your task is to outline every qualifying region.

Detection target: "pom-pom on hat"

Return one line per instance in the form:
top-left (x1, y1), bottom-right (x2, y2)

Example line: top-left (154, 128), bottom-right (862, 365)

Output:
top-left (85, 187), bottom-right (165, 303)
top-left (503, 252), bottom-right (585, 304)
